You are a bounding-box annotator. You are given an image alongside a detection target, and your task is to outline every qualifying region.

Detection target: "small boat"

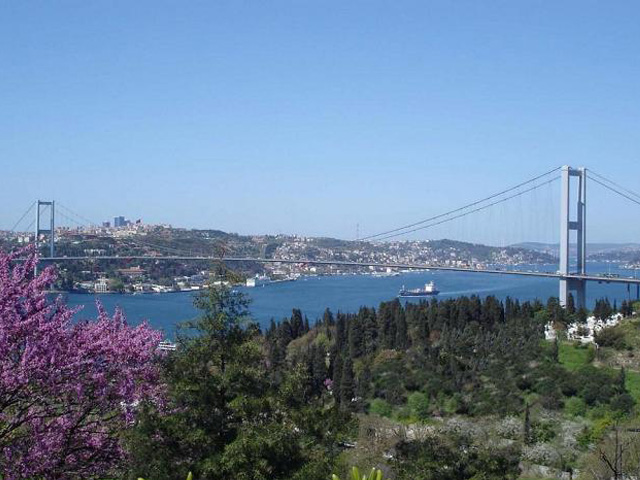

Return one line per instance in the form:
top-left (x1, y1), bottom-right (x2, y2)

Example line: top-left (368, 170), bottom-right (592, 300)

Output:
top-left (398, 281), bottom-right (440, 297)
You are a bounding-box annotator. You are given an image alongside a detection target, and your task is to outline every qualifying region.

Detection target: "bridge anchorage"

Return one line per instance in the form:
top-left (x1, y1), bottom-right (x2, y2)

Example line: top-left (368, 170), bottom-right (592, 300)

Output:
top-left (559, 166), bottom-right (587, 309)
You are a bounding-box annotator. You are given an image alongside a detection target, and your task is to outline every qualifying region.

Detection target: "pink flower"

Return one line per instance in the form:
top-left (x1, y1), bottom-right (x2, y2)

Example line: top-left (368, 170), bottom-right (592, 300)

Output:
top-left (0, 246), bottom-right (165, 479)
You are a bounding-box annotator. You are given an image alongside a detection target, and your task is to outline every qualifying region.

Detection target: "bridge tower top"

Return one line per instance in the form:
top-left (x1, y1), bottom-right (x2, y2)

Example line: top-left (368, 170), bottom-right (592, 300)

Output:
top-left (35, 200), bottom-right (55, 258)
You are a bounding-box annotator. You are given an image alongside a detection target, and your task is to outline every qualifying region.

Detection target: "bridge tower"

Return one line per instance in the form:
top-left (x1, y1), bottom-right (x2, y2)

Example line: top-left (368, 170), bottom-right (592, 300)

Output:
top-left (559, 166), bottom-right (587, 309)
top-left (35, 200), bottom-right (55, 258)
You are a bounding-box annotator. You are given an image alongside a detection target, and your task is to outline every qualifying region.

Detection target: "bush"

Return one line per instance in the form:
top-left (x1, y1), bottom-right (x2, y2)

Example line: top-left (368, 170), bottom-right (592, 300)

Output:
top-left (610, 393), bottom-right (635, 415)
top-left (407, 392), bottom-right (430, 421)
top-left (531, 420), bottom-right (556, 443)
top-left (369, 398), bottom-right (392, 417)
top-left (594, 327), bottom-right (626, 349)
top-left (577, 414), bottom-right (614, 446)
top-left (565, 396), bottom-right (587, 417)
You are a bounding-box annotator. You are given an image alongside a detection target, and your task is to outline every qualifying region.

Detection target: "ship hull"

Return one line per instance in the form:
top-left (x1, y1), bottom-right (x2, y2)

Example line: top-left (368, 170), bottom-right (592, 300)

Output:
top-left (398, 290), bottom-right (439, 297)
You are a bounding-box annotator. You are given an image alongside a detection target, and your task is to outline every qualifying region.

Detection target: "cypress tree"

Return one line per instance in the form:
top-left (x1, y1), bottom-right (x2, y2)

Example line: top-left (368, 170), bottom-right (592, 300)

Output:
top-left (551, 337), bottom-right (559, 363)
top-left (336, 315), bottom-right (347, 351)
top-left (577, 307), bottom-right (588, 323)
top-left (505, 297), bottom-right (513, 321)
top-left (340, 357), bottom-right (355, 409)
top-left (363, 311), bottom-right (378, 355)
top-left (567, 293), bottom-right (576, 315)
top-left (332, 354), bottom-right (343, 403)
top-left (618, 366), bottom-right (626, 391)
top-left (378, 301), bottom-right (397, 350)
top-left (395, 308), bottom-right (409, 350)
top-left (356, 362), bottom-right (372, 400)
top-left (290, 309), bottom-right (304, 338)
top-left (348, 316), bottom-right (364, 358)
top-left (311, 346), bottom-right (328, 394)
top-left (603, 298), bottom-right (613, 320)
top-left (322, 308), bottom-right (334, 327)
top-left (513, 299), bottom-right (522, 319)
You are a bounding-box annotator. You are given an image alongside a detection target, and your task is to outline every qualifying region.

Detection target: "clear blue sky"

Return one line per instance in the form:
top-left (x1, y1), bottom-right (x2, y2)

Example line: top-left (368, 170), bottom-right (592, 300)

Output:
top-left (1, 1), bottom-right (639, 243)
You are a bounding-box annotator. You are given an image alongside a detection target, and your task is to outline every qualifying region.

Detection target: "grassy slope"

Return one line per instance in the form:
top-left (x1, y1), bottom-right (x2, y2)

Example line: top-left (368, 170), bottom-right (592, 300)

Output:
top-left (558, 341), bottom-right (594, 371)
top-left (625, 370), bottom-right (640, 402)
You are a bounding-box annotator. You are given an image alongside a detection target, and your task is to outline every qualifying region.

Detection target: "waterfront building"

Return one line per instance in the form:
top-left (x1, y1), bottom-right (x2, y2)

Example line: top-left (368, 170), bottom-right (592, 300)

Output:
top-left (117, 266), bottom-right (146, 278)
top-left (94, 278), bottom-right (109, 293)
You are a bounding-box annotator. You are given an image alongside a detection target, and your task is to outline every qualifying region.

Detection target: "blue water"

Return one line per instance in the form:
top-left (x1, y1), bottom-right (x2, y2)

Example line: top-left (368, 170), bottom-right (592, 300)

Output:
top-left (61, 264), bottom-right (640, 338)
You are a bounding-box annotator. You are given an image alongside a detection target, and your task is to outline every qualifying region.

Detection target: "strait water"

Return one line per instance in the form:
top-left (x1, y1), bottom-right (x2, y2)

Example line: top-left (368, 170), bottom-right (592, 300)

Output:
top-left (60, 263), bottom-right (640, 339)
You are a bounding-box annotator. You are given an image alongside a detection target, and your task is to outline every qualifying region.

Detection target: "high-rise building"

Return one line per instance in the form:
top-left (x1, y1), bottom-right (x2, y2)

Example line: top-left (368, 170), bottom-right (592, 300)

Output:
top-left (114, 216), bottom-right (126, 228)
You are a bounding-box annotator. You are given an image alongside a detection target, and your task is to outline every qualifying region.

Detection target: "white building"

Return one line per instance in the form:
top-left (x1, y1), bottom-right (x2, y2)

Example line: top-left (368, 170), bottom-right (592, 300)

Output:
top-left (94, 278), bottom-right (109, 293)
top-left (545, 313), bottom-right (624, 344)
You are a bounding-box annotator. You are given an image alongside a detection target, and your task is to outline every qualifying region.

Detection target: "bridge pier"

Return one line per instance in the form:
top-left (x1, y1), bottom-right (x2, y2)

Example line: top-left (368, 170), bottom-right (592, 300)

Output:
top-left (560, 278), bottom-right (586, 309)
top-left (559, 166), bottom-right (587, 309)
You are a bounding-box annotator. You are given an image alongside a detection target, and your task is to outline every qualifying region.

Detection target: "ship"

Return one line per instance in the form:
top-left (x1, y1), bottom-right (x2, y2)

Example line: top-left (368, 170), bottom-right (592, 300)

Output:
top-left (246, 274), bottom-right (271, 288)
top-left (398, 281), bottom-right (440, 297)
top-left (245, 273), bottom-right (299, 288)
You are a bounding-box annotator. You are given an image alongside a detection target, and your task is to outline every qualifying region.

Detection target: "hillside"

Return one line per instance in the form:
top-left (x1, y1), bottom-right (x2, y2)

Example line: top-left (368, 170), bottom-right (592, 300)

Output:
top-left (267, 297), bottom-right (640, 479)
top-left (2, 227), bottom-right (557, 292)
top-left (514, 242), bottom-right (640, 263)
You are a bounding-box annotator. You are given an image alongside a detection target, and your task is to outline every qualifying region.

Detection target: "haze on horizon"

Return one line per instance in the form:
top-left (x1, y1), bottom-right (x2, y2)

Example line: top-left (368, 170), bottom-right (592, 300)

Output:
top-left (1, 1), bottom-right (639, 244)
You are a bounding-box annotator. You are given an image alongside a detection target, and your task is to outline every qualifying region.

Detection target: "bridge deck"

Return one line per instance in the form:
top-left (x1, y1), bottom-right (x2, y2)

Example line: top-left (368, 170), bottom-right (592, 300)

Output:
top-left (36, 256), bottom-right (640, 285)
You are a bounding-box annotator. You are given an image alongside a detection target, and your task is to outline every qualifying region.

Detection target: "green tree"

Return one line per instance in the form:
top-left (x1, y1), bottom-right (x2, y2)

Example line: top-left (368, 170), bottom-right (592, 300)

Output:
top-left (369, 398), bottom-right (392, 417)
top-left (567, 293), bottom-right (576, 315)
top-left (125, 286), bottom-right (342, 479)
top-left (341, 357), bottom-right (356, 409)
top-left (407, 391), bottom-right (430, 421)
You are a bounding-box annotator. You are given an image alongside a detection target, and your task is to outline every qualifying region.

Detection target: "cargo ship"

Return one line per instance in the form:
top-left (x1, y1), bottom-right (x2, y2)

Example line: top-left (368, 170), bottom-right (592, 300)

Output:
top-left (398, 281), bottom-right (440, 297)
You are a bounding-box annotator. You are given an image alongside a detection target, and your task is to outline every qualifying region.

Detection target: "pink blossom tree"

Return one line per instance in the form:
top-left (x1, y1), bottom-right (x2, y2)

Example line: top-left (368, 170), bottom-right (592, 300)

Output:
top-left (0, 247), bottom-right (164, 479)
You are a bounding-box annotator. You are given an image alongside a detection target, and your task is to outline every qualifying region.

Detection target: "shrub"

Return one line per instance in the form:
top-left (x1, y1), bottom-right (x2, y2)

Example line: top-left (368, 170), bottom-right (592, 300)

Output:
top-left (407, 392), bottom-right (430, 421)
top-left (594, 327), bottom-right (626, 349)
top-left (369, 398), bottom-right (392, 417)
top-left (565, 396), bottom-right (587, 417)
top-left (610, 393), bottom-right (635, 415)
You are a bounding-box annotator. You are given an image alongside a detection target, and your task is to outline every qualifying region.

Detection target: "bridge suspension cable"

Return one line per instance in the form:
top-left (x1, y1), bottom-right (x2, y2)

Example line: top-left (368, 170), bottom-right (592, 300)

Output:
top-left (57, 209), bottom-right (87, 229)
top-left (371, 176), bottom-right (559, 242)
top-left (359, 166), bottom-right (561, 241)
top-left (588, 170), bottom-right (640, 207)
top-left (9, 201), bottom-right (36, 232)
top-left (56, 202), bottom-right (100, 227)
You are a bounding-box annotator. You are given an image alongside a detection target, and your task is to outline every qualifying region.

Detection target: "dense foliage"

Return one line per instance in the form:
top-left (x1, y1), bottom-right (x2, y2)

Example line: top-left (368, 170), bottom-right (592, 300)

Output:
top-left (125, 287), bottom-right (351, 480)
top-left (265, 296), bottom-right (632, 420)
top-left (2, 247), bottom-right (637, 479)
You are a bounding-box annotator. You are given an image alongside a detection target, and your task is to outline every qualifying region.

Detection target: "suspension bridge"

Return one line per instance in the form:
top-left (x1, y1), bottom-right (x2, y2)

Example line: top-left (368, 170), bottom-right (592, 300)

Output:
top-left (5, 165), bottom-right (640, 308)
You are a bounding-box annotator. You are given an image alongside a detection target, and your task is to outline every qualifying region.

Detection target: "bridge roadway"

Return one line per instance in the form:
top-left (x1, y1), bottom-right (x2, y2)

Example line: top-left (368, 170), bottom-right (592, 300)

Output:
top-left (38, 256), bottom-right (640, 286)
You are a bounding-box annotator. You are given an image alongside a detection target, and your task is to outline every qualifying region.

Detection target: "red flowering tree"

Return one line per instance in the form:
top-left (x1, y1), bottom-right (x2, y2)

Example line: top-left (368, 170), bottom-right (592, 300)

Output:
top-left (0, 247), bottom-right (164, 479)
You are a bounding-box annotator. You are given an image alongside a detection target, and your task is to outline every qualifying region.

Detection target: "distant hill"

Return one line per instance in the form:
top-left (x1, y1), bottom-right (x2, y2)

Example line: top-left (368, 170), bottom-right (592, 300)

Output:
top-left (512, 242), bottom-right (640, 260)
